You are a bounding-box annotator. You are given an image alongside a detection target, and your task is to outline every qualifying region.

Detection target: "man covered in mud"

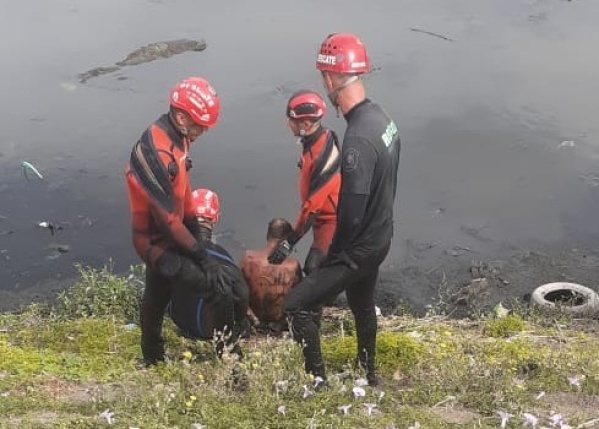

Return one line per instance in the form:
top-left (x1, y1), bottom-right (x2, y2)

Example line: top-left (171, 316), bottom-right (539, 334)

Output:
top-left (268, 91), bottom-right (341, 275)
top-left (167, 189), bottom-right (249, 356)
top-left (125, 76), bottom-right (235, 366)
top-left (284, 33), bottom-right (401, 386)
top-left (241, 219), bottom-right (302, 332)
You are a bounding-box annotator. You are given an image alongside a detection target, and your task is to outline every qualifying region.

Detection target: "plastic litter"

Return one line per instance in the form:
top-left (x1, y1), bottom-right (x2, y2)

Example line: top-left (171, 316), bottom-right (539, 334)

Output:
top-left (38, 221), bottom-right (63, 236)
top-left (124, 323), bottom-right (137, 331)
top-left (21, 161), bottom-right (44, 180)
top-left (493, 302), bottom-right (510, 318)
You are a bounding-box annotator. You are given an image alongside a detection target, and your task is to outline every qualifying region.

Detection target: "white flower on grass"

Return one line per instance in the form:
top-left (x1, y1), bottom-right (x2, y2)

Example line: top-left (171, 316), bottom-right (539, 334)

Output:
top-left (407, 422), bottom-right (421, 429)
top-left (378, 391), bottom-right (386, 402)
top-left (191, 424), bottom-right (205, 429)
top-left (99, 409), bottom-right (115, 425)
top-left (277, 405), bottom-right (286, 416)
top-left (303, 385), bottom-right (314, 399)
top-left (567, 375), bottom-right (585, 387)
top-left (497, 411), bottom-right (514, 429)
top-left (550, 414), bottom-right (564, 427)
top-left (352, 386), bottom-right (366, 398)
top-left (339, 385), bottom-right (347, 393)
top-left (314, 377), bottom-right (325, 388)
top-left (355, 378), bottom-right (368, 387)
top-left (338, 404), bottom-right (352, 415)
top-left (363, 403), bottom-right (377, 416)
top-left (275, 380), bottom-right (289, 394)
top-left (523, 413), bottom-right (539, 428)
top-left (536, 391), bottom-right (546, 400)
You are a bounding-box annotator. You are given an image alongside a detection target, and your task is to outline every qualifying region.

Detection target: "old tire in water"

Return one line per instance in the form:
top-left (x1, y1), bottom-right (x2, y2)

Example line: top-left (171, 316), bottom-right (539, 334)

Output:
top-left (531, 282), bottom-right (599, 315)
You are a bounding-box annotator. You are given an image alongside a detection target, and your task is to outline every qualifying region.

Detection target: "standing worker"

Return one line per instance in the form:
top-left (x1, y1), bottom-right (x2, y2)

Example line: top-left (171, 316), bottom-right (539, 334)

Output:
top-left (283, 33), bottom-right (401, 386)
top-left (125, 76), bottom-right (232, 366)
top-left (268, 90), bottom-right (341, 275)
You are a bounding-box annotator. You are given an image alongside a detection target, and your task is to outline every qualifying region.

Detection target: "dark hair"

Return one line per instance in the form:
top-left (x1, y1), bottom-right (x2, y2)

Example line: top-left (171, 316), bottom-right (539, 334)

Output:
top-left (267, 218), bottom-right (293, 241)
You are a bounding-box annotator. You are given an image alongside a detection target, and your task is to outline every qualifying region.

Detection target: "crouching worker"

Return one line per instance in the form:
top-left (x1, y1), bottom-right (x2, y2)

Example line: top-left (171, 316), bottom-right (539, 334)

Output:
top-left (168, 189), bottom-right (250, 357)
top-left (241, 219), bottom-right (302, 332)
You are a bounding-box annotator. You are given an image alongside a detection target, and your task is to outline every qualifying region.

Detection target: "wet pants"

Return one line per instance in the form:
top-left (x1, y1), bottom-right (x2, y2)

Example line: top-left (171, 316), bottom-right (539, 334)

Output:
top-left (283, 244), bottom-right (390, 383)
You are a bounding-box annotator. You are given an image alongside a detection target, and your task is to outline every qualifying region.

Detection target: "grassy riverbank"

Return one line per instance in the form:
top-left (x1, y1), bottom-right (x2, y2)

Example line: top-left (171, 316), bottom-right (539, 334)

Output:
top-left (0, 266), bottom-right (598, 428)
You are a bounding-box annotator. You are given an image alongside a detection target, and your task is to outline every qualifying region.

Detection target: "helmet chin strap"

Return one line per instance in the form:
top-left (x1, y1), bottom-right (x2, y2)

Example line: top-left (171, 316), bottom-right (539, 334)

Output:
top-left (296, 120), bottom-right (321, 140)
top-left (327, 75), bottom-right (359, 117)
top-left (169, 111), bottom-right (190, 136)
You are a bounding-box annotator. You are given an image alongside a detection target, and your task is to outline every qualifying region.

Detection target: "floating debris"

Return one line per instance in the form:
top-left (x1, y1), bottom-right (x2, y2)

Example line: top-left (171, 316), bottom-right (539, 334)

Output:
top-left (38, 221), bottom-right (63, 236)
top-left (21, 161), bottom-right (44, 180)
top-left (558, 140), bottom-right (576, 149)
top-left (59, 82), bottom-right (78, 92)
top-left (79, 39), bottom-right (207, 83)
top-left (410, 28), bottom-right (454, 42)
top-left (48, 243), bottom-right (70, 253)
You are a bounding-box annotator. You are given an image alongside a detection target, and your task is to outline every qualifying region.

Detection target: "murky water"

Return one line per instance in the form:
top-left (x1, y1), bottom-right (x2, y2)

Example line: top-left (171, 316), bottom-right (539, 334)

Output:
top-left (1, 0), bottom-right (599, 309)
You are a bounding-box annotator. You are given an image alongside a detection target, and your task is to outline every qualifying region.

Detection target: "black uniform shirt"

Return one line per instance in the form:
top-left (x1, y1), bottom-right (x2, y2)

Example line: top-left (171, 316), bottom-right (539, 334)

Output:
top-left (330, 99), bottom-right (401, 261)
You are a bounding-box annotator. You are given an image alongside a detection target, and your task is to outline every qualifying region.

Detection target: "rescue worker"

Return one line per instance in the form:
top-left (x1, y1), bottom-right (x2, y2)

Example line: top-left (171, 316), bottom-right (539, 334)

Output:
top-left (241, 219), bottom-right (302, 332)
top-left (268, 91), bottom-right (341, 275)
top-left (125, 76), bottom-right (233, 366)
top-left (167, 189), bottom-right (249, 356)
top-left (283, 33), bottom-right (401, 386)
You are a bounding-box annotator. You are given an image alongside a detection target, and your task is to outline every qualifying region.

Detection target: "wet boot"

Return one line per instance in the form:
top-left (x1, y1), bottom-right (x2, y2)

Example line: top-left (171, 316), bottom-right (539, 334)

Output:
top-left (354, 308), bottom-right (378, 386)
top-left (289, 310), bottom-right (327, 380)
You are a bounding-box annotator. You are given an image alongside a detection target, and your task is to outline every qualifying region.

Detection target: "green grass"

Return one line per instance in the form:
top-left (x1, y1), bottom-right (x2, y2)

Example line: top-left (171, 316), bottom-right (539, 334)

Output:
top-left (0, 266), bottom-right (598, 428)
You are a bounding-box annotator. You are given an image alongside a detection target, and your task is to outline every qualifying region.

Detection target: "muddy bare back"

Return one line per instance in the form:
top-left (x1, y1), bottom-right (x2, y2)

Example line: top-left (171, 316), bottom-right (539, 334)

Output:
top-left (78, 38), bottom-right (207, 83)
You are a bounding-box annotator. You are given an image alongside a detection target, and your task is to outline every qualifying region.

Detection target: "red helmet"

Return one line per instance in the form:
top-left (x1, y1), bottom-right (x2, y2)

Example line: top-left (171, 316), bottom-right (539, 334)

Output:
top-left (286, 90), bottom-right (327, 120)
top-left (191, 188), bottom-right (220, 223)
top-left (316, 32), bottom-right (370, 74)
top-left (169, 77), bottom-right (220, 128)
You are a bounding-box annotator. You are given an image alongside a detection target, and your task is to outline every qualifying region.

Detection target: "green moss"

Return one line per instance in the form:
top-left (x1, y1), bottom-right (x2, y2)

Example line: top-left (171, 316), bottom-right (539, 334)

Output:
top-left (483, 314), bottom-right (526, 338)
top-left (322, 331), bottom-right (425, 374)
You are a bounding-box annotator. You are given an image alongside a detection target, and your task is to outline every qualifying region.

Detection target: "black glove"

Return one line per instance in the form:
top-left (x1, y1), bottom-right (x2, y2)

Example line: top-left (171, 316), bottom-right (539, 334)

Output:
top-left (320, 251), bottom-right (359, 270)
top-left (268, 239), bottom-right (293, 265)
top-left (197, 256), bottom-right (232, 297)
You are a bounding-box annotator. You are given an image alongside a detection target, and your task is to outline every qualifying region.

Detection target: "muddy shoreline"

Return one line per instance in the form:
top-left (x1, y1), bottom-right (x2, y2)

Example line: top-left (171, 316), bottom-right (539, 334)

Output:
top-left (2, 241), bottom-right (598, 319)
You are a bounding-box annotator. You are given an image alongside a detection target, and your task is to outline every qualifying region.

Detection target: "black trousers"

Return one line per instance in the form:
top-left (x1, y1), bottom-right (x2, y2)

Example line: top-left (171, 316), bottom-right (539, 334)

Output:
top-left (141, 259), bottom-right (247, 364)
top-left (283, 244), bottom-right (389, 381)
top-left (141, 266), bottom-right (178, 364)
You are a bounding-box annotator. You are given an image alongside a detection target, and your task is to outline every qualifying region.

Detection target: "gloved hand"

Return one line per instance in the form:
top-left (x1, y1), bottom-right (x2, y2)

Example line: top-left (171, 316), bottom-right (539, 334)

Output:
top-left (197, 256), bottom-right (232, 297)
top-left (268, 239), bottom-right (292, 265)
top-left (320, 251), bottom-right (359, 270)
